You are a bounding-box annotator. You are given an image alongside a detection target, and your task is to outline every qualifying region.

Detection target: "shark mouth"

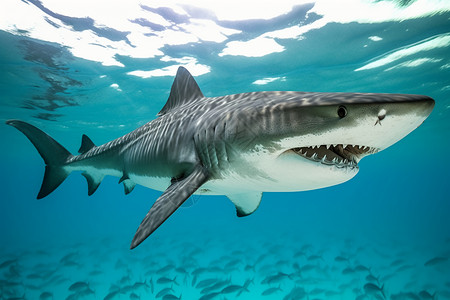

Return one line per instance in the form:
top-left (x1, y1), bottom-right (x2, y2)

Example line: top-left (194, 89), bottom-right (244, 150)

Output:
top-left (290, 144), bottom-right (378, 169)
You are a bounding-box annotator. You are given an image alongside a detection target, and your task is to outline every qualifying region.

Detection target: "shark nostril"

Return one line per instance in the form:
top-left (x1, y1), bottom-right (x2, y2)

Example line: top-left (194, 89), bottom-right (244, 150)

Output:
top-left (375, 109), bottom-right (386, 125)
top-left (378, 109), bottom-right (386, 120)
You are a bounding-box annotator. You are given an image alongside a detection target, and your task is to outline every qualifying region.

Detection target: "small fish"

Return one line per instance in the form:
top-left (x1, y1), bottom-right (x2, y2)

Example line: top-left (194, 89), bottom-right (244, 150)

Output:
top-left (395, 264), bottom-right (413, 272)
top-left (334, 256), bottom-right (349, 262)
top-left (157, 276), bottom-right (178, 285)
top-left (364, 283), bottom-right (385, 299)
top-left (200, 279), bottom-right (231, 294)
top-left (199, 292), bottom-right (221, 300)
top-left (68, 281), bottom-right (89, 292)
top-left (108, 284), bottom-right (121, 293)
top-left (156, 287), bottom-right (174, 298)
top-left (284, 286), bottom-right (307, 299)
top-left (309, 288), bottom-right (326, 295)
top-left (276, 259), bottom-right (290, 266)
top-left (61, 261), bottom-right (80, 267)
top-left (243, 278), bottom-right (253, 289)
top-left (89, 270), bottom-right (103, 276)
top-left (365, 274), bottom-right (380, 284)
top-left (119, 275), bottom-right (131, 285)
top-left (294, 250), bottom-right (306, 258)
top-left (355, 294), bottom-right (367, 300)
top-left (60, 252), bottom-right (78, 264)
top-left (76, 287), bottom-right (95, 297)
top-left (175, 267), bottom-right (188, 275)
top-left (120, 285), bottom-right (134, 294)
top-left (133, 280), bottom-right (150, 291)
top-left (0, 259), bottom-right (18, 269)
top-left (225, 259), bottom-right (241, 268)
top-left (39, 292), bottom-right (53, 300)
top-left (162, 294), bottom-right (181, 300)
top-left (300, 264), bottom-right (316, 272)
top-left (263, 272), bottom-right (291, 285)
top-left (149, 278), bottom-right (154, 294)
top-left (255, 253), bottom-right (268, 264)
top-left (261, 285), bottom-right (282, 296)
top-left (354, 264), bottom-right (370, 272)
top-left (66, 294), bottom-right (78, 300)
top-left (191, 275), bottom-right (198, 287)
top-left (307, 255), bottom-right (323, 261)
top-left (192, 267), bottom-right (209, 276)
top-left (342, 267), bottom-right (354, 275)
top-left (5, 293), bottom-right (26, 300)
top-left (129, 293), bottom-right (140, 300)
top-left (221, 285), bottom-right (244, 294)
top-left (424, 256), bottom-right (448, 266)
top-left (390, 292), bottom-right (420, 300)
top-left (103, 290), bottom-right (120, 300)
top-left (418, 290), bottom-right (436, 299)
top-left (157, 264), bottom-right (176, 274)
top-left (196, 278), bottom-right (219, 289)
top-left (390, 259), bottom-right (405, 267)
top-left (209, 266), bottom-right (225, 273)
top-left (325, 290), bottom-right (340, 297)
top-left (0, 280), bottom-right (22, 288)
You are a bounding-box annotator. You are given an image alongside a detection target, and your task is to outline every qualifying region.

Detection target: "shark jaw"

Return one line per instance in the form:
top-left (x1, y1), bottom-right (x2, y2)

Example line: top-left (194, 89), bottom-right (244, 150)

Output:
top-left (230, 143), bottom-right (374, 194)
top-left (290, 144), bottom-right (378, 169)
top-left (273, 144), bottom-right (377, 191)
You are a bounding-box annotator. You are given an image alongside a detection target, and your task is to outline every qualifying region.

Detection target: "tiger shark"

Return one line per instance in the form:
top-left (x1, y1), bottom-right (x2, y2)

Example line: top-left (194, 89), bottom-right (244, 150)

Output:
top-left (6, 67), bottom-right (434, 249)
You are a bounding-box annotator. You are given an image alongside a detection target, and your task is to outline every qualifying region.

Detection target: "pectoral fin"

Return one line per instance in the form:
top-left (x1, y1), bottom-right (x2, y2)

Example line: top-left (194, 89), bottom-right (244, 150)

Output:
top-left (227, 192), bottom-right (262, 217)
top-left (130, 165), bottom-right (209, 249)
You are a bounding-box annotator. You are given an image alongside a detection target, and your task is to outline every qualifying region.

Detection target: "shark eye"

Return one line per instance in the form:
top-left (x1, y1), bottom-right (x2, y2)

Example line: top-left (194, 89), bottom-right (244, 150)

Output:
top-left (337, 106), bottom-right (347, 118)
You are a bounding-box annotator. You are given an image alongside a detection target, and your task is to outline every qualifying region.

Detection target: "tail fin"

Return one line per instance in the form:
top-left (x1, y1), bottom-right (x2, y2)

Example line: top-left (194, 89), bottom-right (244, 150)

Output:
top-left (6, 120), bottom-right (73, 199)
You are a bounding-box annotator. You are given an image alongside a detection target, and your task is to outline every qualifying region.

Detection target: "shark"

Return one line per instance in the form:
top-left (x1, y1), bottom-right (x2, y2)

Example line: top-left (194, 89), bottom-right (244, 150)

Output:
top-left (6, 67), bottom-right (434, 249)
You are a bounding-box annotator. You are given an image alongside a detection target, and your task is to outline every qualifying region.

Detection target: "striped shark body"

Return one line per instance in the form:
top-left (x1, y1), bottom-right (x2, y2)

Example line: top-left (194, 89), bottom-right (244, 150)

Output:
top-left (6, 67), bottom-right (434, 248)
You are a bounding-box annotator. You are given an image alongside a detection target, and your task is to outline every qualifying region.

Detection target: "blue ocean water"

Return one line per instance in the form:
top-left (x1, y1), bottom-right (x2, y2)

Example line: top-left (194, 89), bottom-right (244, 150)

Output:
top-left (1, 1), bottom-right (450, 299)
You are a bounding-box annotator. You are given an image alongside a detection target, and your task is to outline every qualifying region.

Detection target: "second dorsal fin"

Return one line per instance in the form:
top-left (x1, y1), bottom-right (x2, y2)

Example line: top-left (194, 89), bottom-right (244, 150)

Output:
top-left (78, 134), bottom-right (96, 154)
top-left (157, 67), bottom-right (204, 116)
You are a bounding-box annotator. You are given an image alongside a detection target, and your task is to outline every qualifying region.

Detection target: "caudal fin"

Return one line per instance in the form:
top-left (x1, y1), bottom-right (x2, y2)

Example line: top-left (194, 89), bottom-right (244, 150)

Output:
top-left (6, 120), bottom-right (73, 199)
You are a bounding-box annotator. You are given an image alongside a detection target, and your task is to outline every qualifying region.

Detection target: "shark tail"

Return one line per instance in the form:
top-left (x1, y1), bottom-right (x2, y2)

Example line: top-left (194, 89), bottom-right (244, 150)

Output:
top-left (6, 120), bottom-right (73, 199)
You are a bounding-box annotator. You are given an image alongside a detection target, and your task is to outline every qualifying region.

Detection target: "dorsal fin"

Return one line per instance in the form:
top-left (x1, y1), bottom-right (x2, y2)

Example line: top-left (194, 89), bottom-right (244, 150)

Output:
top-left (157, 67), bottom-right (204, 116)
top-left (78, 134), bottom-right (95, 154)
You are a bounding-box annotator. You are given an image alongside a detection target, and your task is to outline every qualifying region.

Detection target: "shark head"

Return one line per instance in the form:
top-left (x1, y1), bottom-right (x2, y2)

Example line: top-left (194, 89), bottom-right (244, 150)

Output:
top-left (214, 92), bottom-right (435, 192)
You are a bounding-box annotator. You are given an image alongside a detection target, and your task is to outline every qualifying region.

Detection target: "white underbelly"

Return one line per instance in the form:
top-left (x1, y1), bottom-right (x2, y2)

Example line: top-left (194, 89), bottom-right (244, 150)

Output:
top-left (129, 174), bottom-right (172, 192)
top-left (200, 152), bottom-right (359, 195)
top-left (69, 152), bottom-right (357, 196)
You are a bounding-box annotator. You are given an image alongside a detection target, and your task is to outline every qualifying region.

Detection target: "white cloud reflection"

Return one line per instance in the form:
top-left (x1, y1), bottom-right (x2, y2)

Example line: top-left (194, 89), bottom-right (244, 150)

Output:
top-left (355, 33), bottom-right (450, 71)
top-left (0, 0), bottom-right (448, 71)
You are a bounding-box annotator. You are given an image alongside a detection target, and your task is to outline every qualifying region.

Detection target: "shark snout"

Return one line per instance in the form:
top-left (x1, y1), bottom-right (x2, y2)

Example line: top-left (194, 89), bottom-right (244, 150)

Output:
top-left (368, 95), bottom-right (435, 150)
top-left (375, 95), bottom-right (434, 126)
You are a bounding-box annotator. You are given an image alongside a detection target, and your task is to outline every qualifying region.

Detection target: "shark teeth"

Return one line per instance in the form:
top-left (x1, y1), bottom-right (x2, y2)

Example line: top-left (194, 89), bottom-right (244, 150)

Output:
top-left (291, 144), bottom-right (379, 169)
